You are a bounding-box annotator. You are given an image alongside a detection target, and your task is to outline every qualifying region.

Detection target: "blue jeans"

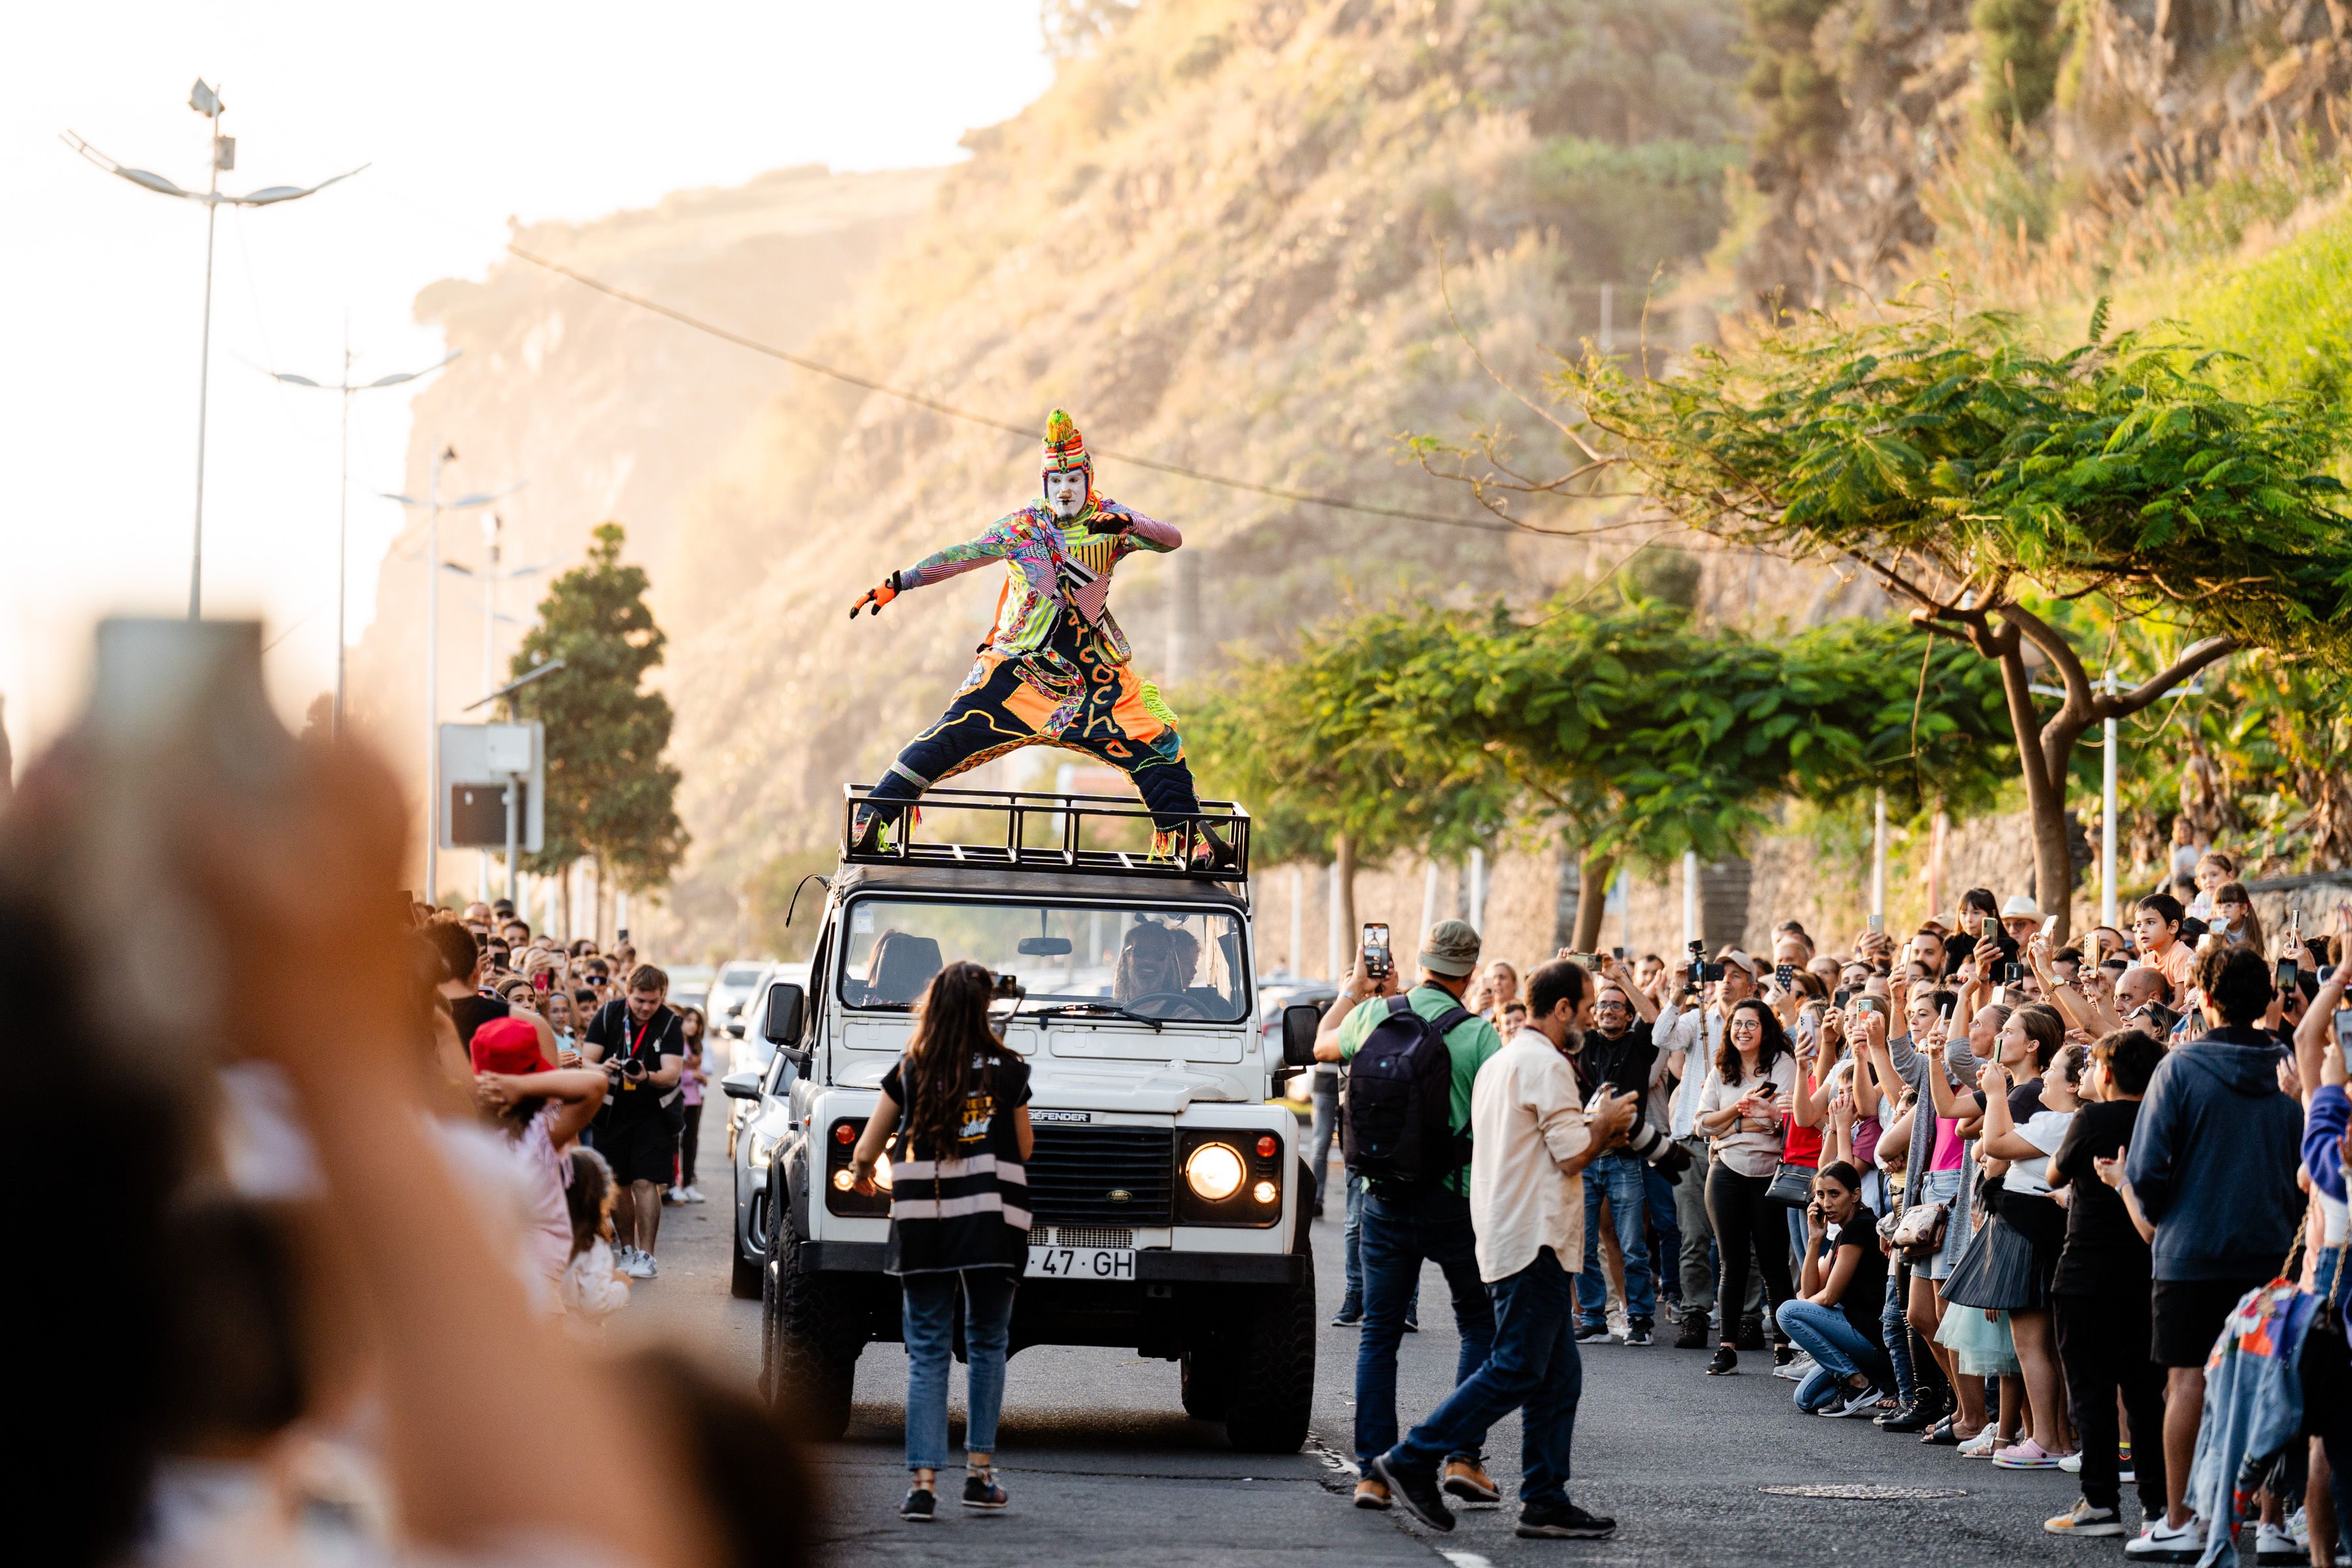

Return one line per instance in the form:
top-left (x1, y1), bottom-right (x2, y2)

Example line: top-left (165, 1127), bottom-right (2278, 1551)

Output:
top-left (1310, 1073), bottom-right (1339, 1210)
top-left (1642, 1163), bottom-right (1682, 1299)
top-left (1356, 1183), bottom-right (1491, 1466)
top-left (1340, 1171), bottom-right (1418, 1321)
top-left (1776, 1298), bottom-right (1893, 1413)
top-left (1390, 1247), bottom-right (1583, 1505)
top-left (1576, 1153), bottom-right (1656, 1329)
top-left (1881, 1266), bottom-right (1916, 1403)
top-left (902, 1268), bottom-right (1017, 1473)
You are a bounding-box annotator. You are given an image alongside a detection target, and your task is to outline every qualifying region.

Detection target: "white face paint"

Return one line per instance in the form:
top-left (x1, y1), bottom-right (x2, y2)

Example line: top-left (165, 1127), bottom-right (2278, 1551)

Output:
top-left (1045, 466), bottom-right (1088, 519)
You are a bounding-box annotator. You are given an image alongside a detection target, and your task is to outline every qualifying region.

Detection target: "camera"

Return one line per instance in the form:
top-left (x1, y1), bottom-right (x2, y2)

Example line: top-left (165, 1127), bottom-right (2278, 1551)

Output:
top-left (1594, 1079), bottom-right (1691, 1183)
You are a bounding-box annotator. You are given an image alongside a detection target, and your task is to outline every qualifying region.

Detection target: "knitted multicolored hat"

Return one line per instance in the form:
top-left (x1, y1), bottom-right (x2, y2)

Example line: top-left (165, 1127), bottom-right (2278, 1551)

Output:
top-left (1041, 408), bottom-right (1091, 476)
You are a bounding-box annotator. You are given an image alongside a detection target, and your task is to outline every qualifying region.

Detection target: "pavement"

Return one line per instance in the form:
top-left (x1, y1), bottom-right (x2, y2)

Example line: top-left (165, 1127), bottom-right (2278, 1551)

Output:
top-left (627, 1102), bottom-right (2131, 1567)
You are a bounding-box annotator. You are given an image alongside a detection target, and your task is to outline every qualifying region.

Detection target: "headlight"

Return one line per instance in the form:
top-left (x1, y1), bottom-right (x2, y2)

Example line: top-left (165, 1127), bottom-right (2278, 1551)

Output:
top-left (746, 1130), bottom-right (780, 1170)
top-left (1252, 1180), bottom-right (1278, 1205)
top-left (1184, 1141), bottom-right (1245, 1201)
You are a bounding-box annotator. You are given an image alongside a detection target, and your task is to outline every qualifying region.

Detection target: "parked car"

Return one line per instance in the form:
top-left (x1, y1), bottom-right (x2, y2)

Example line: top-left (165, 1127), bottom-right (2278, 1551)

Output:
top-left (706, 957), bottom-right (775, 1045)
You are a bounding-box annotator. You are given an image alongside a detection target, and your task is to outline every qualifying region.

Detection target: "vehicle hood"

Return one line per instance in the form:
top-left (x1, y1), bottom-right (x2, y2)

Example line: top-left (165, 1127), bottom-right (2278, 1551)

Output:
top-left (826, 1054), bottom-right (1247, 1111)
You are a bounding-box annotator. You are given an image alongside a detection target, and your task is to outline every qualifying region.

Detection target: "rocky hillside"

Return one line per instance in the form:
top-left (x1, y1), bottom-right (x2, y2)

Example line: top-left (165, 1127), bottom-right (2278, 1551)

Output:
top-left (653, 0), bottom-right (1831, 943)
top-left (1739, 0), bottom-right (2351, 302)
top-left (346, 163), bottom-right (942, 855)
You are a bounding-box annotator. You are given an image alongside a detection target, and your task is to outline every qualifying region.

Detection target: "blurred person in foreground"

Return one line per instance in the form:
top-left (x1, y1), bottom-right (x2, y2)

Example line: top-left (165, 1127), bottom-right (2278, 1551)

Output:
top-left (7, 721), bottom-right (810, 1568)
top-left (1368, 958), bottom-right (1637, 1539)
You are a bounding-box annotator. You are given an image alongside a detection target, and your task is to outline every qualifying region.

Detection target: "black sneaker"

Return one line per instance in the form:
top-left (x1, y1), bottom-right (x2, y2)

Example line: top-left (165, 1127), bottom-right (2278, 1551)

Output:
top-left (1574, 1322), bottom-right (1612, 1343)
top-left (1772, 1343), bottom-right (1798, 1369)
top-left (1403, 1314), bottom-right (1420, 1333)
top-left (1878, 1400), bottom-right (1932, 1433)
top-left (900, 1486), bottom-right (936, 1522)
top-left (1737, 1319), bottom-right (1767, 1352)
top-left (1368, 1453), bottom-right (1454, 1533)
top-left (1518, 1496), bottom-right (1617, 1539)
top-left (1625, 1316), bottom-right (1654, 1347)
top-left (1706, 1346), bottom-right (1739, 1376)
top-left (1331, 1299), bottom-right (1363, 1327)
top-left (962, 1470), bottom-right (1007, 1511)
top-left (1673, 1311), bottom-right (1710, 1350)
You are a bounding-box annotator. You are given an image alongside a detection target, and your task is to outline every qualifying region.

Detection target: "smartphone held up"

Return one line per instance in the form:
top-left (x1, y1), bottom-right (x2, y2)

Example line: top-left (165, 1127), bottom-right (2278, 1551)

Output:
top-left (1362, 923), bottom-right (1392, 981)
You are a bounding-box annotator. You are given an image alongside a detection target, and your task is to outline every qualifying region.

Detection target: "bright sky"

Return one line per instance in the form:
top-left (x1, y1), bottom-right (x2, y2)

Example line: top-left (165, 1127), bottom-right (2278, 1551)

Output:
top-left (0, 1), bottom-right (1053, 774)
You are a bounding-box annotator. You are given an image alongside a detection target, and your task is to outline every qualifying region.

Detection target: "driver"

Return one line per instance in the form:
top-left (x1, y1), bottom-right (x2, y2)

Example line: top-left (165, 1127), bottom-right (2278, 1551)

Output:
top-left (845, 410), bottom-right (1233, 871)
top-left (1113, 923), bottom-right (1201, 1019)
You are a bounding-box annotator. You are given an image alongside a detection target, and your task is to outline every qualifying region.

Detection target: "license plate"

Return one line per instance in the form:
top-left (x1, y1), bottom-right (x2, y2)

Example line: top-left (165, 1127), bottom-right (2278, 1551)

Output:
top-left (1024, 1245), bottom-right (1136, 1281)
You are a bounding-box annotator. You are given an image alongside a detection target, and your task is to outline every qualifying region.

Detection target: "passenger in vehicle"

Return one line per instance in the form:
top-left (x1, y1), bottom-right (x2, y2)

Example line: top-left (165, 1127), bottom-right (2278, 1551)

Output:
top-left (858, 931), bottom-right (945, 1008)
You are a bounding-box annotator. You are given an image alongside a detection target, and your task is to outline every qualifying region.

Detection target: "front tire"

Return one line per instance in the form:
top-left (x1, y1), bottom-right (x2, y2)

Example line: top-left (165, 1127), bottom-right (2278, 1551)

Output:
top-left (760, 1200), bottom-right (859, 1441)
top-left (1223, 1177), bottom-right (1318, 1453)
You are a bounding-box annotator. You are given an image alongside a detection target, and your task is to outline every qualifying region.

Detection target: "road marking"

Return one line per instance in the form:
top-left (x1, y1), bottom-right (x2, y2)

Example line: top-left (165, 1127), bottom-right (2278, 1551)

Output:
top-left (1438, 1552), bottom-right (1494, 1567)
top-left (1760, 1483), bottom-right (1971, 1499)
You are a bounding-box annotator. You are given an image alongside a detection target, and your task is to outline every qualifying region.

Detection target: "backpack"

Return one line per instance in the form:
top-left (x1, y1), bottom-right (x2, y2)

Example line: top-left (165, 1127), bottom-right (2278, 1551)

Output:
top-left (1342, 994), bottom-right (1474, 1188)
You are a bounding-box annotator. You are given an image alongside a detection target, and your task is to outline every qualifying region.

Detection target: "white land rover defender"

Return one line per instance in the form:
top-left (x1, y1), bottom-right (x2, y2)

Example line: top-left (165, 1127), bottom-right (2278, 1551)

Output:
top-left (726, 787), bottom-right (1320, 1451)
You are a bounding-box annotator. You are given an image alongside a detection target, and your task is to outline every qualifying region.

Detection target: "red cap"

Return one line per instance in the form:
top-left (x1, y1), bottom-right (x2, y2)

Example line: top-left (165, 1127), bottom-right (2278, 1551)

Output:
top-left (470, 1016), bottom-right (547, 1077)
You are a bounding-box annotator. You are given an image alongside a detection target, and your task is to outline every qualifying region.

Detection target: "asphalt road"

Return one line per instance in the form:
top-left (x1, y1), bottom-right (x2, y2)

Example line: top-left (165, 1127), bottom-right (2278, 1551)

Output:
top-left (630, 1102), bottom-right (2125, 1567)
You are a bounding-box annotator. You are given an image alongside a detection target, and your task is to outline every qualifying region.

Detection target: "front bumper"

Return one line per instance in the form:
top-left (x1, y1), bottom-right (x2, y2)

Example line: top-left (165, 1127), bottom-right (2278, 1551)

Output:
top-left (795, 1239), bottom-right (1303, 1286)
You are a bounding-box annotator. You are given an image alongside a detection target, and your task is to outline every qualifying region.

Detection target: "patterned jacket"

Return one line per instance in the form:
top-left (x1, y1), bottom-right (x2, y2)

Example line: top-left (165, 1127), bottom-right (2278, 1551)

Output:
top-left (895, 498), bottom-right (1180, 665)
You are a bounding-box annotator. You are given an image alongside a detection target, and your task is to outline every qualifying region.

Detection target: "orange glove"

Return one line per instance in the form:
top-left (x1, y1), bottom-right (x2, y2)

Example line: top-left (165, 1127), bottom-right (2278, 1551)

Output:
top-left (848, 574), bottom-right (900, 619)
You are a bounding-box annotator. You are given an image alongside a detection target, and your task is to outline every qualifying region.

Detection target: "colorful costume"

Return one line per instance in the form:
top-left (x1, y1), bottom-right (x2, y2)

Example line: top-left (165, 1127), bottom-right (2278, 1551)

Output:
top-left (851, 412), bottom-right (1211, 853)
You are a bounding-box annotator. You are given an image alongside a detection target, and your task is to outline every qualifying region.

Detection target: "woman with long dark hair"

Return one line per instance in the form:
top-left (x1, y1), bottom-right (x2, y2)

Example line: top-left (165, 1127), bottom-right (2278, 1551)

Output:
top-left (850, 961), bottom-right (1035, 1522)
top-left (1693, 997), bottom-right (1801, 1376)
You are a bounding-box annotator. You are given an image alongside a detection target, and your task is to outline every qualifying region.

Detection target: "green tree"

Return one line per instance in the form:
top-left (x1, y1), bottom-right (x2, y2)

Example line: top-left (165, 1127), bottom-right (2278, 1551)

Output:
top-left (1427, 293), bottom-right (2352, 936)
top-left (512, 523), bottom-right (688, 921)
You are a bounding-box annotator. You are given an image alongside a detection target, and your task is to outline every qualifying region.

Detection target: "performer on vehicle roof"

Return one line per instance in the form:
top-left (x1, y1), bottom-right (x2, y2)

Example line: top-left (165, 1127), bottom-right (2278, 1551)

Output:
top-left (847, 410), bottom-right (1231, 869)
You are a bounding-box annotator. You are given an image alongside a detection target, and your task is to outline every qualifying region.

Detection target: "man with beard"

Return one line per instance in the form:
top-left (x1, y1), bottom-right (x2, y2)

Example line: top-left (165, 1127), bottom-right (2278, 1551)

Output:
top-left (845, 409), bottom-right (1228, 868)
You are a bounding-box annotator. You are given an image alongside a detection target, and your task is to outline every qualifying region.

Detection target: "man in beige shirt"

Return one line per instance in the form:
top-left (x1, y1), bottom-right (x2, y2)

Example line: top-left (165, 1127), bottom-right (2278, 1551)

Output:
top-left (1371, 958), bottom-right (1638, 1541)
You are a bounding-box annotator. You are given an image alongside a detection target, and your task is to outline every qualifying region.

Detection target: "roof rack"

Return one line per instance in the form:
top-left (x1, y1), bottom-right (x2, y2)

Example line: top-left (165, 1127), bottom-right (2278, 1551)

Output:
top-left (840, 784), bottom-right (1250, 885)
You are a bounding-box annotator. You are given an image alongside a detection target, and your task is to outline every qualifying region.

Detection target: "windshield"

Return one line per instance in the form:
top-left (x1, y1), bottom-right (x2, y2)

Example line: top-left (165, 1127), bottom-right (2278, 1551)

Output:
top-left (838, 898), bottom-right (1249, 1021)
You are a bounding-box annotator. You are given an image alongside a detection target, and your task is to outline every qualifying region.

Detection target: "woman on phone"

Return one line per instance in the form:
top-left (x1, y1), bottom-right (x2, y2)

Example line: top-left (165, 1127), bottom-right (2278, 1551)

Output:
top-left (1778, 1162), bottom-right (1893, 1415)
top-left (850, 961), bottom-right (1035, 1522)
top-left (1695, 998), bottom-right (1801, 1375)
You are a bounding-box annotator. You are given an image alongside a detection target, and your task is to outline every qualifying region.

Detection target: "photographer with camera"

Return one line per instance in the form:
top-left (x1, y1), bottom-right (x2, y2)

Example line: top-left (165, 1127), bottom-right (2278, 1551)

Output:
top-left (1658, 947), bottom-right (1768, 1352)
top-left (1566, 968), bottom-right (1688, 1347)
top-left (582, 965), bottom-right (685, 1280)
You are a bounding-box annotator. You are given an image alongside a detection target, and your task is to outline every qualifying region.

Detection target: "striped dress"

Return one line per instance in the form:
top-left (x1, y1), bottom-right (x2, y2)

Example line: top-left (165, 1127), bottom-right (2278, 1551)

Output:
top-left (881, 1053), bottom-right (1034, 1276)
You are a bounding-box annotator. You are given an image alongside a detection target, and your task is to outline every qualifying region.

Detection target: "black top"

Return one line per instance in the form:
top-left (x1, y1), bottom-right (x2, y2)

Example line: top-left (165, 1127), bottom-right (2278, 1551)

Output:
top-left (1574, 1021), bottom-right (1658, 1130)
top-left (2050, 1097), bottom-right (2151, 1293)
top-left (449, 993), bottom-right (510, 1050)
top-left (1826, 1205), bottom-right (1889, 1343)
top-left (585, 999), bottom-right (684, 1119)
top-left (880, 1053), bottom-right (1034, 1275)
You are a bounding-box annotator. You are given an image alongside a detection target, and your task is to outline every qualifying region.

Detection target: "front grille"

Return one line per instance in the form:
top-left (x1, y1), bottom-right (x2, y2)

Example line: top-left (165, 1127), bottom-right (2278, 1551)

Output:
top-left (1026, 1125), bottom-right (1175, 1225)
top-left (1036, 1225), bottom-right (1134, 1249)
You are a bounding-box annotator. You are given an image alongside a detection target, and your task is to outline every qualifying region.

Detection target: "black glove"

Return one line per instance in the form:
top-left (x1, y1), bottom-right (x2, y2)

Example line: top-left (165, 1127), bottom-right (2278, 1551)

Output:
top-left (1091, 502), bottom-right (1135, 535)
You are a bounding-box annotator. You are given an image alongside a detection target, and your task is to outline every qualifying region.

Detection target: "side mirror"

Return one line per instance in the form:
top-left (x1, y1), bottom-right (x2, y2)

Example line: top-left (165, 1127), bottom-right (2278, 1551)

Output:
top-left (1281, 1003), bottom-right (1322, 1069)
top-left (727, 1021), bottom-right (745, 1039)
top-left (763, 981), bottom-right (806, 1046)
top-left (720, 1070), bottom-right (762, 1101)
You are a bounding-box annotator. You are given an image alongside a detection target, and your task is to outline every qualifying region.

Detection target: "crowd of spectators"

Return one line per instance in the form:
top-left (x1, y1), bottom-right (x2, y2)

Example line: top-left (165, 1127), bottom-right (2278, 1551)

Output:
top-left (1321, 874), bottom-right (2351, 1561)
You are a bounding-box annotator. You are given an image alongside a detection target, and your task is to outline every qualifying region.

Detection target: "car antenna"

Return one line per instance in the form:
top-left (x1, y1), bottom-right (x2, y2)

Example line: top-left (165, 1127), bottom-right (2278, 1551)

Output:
top-left (785, 872), bottom-right (830, 928)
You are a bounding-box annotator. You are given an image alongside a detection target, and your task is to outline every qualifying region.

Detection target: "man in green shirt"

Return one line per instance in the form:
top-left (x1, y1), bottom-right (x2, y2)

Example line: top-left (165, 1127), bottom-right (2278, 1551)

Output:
top-left (1313, 919), bottom-right (1505, 1510)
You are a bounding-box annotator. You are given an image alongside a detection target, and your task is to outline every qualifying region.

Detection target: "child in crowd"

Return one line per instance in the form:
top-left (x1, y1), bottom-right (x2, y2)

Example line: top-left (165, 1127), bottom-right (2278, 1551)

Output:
top-left (560, 1147), bottom-right (632, 1328)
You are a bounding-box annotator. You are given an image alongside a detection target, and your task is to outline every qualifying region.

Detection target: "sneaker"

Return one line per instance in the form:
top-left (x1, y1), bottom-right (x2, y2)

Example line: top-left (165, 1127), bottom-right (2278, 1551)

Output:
top-left (1516, 1495), bottom-right (1616, 1539)
top-left (2044, 1499), bottom-right (2125, 1537)
top-left (1575, 1322), bottom-right (1613, 1343)
top-left (1624, 1317), bottom-right (1654, 1347)
top-left (1825, 1384), bottom-right (1889, 1419)
top-left (1992, 1439), bottom-right (2062, 1470)
top-left (1441, 1460), bottom-right (1500, 1504)
top-left (1771, 1344), bottom-right (1800, 1371)
top-left (1772, 1352), bottom-right (1816, 1382)
top-left (664, 1185), bottom-right (687, 1204)
top-left (1674, 1312), bottom-right (1711, 1350)
top-left (1369, 1453), bottom-right (1454, 1533)
top-left (2059, 1450), bottom-right (2083, 1473)
top-left (1331, 1302), bottom-right (1364, 1327)
top-left (1737, 1320), bottom-right (1768, 1352)
top-left (636, 1252), bottom-right (660, 1279)
top-left (900, 1486), bottom-right (936, 1522)
top-left (1403, 1315), bottom-right (1420, 1333)
top-left (2255, 1522), bottom-right (2300, 1565)
top-left (1706, 1347), bottom-right (1739, 1376)
top-left (962, 1469), bottom-right (1008, 1511)
top-left (1878, 1401), bottom-right (1932, 1433)
top-left (620, 1249), bottom-right (653, 1279)
top-left (681, 1185), bottom-right (707, 1203)
top-left (2124, 1516), bottom-right (2204, 1561)
top-left (1352, 1478), bottom-right (1392, 1510)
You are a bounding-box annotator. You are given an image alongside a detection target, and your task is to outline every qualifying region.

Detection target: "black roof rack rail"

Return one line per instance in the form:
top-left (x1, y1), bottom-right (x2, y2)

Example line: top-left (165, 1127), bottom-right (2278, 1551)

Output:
top-left (840, 784), bottom-right (1250, 886)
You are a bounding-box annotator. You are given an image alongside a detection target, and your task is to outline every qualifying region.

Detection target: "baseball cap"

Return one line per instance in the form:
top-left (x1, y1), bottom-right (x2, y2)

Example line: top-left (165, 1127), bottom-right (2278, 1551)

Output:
top-left (1718, 948), bottom-right (1760, 979)
top-left (470, 1016), bottom-right (547, 1077)
top-left (1419, 919), bottom-right (1482, 978)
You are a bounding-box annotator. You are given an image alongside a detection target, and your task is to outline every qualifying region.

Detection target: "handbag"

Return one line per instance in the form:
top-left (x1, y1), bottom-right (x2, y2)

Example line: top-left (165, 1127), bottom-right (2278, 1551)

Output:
top-left (1889, 1201), bottom-right (1949, 1262)
top-left (1765, 1160), bottom-right (1815, 1207)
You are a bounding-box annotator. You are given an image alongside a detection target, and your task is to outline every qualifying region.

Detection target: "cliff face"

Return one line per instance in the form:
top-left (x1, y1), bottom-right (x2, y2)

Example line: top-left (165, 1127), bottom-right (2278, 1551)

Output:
top-left (654, 0), bottom-right (1769, 946)
top-left (346, 163), bottom-right (942, 889)
top-left (1740, 0), bottom-right (2352, 302)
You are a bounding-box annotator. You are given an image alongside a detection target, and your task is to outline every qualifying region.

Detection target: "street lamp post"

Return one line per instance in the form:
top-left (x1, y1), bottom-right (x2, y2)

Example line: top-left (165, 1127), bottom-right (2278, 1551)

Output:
top-left (259, 343), bottom-right (458, 738)
top-left (383, 455), bottom-right (524, 904)
top-left (443, 511), bottom-right (548, 895)
top-left (65, 82), bottom-right (365, 618)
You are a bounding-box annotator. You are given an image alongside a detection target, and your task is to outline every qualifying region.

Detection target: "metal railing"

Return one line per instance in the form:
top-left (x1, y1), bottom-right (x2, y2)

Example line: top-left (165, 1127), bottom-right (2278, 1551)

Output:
top-left (839, 783), bottom-right (1250, 884)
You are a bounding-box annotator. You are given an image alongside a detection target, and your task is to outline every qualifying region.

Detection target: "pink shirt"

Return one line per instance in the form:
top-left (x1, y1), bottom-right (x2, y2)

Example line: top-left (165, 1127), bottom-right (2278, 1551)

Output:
top-left (1932, 1115), bottom-right (1964, 1172)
